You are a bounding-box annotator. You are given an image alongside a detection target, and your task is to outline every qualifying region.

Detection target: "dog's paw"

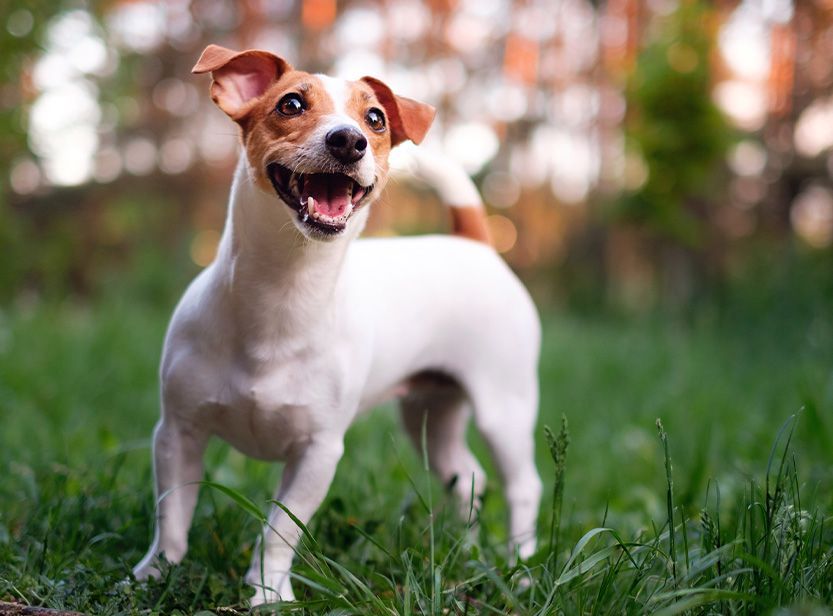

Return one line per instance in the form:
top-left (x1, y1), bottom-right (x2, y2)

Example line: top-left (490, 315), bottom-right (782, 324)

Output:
top-left (246, 571), bottom-right (295, 608)
top-left (132, 556), bottom-right (164, 582)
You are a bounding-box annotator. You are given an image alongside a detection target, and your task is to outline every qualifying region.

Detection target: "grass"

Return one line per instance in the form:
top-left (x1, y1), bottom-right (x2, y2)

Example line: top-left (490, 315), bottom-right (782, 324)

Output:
top-left (0, 290), bottom-right (832, 614)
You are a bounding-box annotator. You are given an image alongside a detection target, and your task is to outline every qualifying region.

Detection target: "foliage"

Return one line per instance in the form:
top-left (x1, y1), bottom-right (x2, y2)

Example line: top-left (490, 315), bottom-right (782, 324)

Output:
top-left (615, 0), bottom-right (731, 244)
top-left (1, 1), bottom-right (110, 161)
top-left (1, 2), bottom-right (66, 300)
top-left (0, 1), bottom-right (170, 303)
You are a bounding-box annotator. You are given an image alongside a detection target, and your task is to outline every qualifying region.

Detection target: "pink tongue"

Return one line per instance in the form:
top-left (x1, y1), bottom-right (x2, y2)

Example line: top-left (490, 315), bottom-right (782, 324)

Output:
top-left (307, 174), bottom-right (353, 217)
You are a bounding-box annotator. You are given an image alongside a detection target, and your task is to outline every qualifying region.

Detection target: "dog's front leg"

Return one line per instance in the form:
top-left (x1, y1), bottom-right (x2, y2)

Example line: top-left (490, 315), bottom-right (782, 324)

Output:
top-left (246, 434), bottom-right (344, 606)
top-left (133, 418), bottom-right (207, 580)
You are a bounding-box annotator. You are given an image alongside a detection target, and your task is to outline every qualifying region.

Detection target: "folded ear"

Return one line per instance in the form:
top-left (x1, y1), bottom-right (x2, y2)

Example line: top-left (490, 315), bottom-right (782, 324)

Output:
top-left (192, 44), bottom-right (292, 120)
top-left (360, 76), bottom-right (436, 147)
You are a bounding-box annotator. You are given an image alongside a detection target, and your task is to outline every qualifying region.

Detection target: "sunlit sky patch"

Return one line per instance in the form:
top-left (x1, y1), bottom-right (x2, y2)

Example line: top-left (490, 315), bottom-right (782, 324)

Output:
top-left (791, 184), bottom-right (833, 248)
top-left (794, 97), bottom-right (833, 158)
top-left (445, 123), bottom-right (500, 174)
top-left (719, 2), bottom-right (771, 80)
top-left (107, 2), bottom-right (165, 52)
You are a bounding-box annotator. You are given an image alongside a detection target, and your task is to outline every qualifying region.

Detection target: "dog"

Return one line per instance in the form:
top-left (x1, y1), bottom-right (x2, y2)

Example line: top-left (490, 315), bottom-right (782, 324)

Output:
top-left (132, 44), bottom-right (542, 606)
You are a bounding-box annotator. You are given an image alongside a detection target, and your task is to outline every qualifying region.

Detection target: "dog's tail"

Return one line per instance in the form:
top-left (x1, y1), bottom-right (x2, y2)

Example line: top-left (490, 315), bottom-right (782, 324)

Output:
top-left (403, 146), bottom-right (492, 245)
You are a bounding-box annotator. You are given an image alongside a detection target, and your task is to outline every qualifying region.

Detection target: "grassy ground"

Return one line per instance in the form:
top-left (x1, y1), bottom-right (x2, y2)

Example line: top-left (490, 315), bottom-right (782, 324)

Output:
top-left (0, 289), bottom-right (831, 614)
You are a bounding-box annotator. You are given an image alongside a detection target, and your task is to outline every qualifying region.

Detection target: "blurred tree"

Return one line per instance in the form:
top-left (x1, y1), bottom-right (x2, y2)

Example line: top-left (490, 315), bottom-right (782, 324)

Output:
top-left (3, 2), bottom-right (67, 298)
top-left (1, 1), bottom-right (111, 300)
top-left (616, 0), bottom-right (730, 245)
top-left (0, 1), bottom-right (227, 302)
top-left (759, 2), bottom-right (833, 240)
top-left (610, 0), bottom-right (732, 307)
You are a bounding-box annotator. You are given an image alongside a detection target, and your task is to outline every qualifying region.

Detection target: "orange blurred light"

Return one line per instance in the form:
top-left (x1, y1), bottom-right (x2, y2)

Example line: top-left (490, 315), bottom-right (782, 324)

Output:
top-left (601, 0), bottom-right (640, 76)
top-left (302, 0), bottom-right (337, 31)
top-left (190, 229), bottom-right (221, 267)
top-left (486, 214), bottom-right (518, 254)
top-left (503, 34), bottom-right (538, 85)
top-left (791, 185), bottom-right (833, 249)
top-left (768, 21), bottom-right (795, 117)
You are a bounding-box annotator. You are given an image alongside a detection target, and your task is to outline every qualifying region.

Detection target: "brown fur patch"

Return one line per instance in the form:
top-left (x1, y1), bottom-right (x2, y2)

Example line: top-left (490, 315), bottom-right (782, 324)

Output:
top-left (238, 74), bottom-right (394, 195)
top-left (193, 46), bottom-right (435, 219)
top-left (360, 77), bottom-right (435, 146)
top-left (452, 206), bottom-right (492, 245)
top-left (345, 80), bottom-right (393, 175)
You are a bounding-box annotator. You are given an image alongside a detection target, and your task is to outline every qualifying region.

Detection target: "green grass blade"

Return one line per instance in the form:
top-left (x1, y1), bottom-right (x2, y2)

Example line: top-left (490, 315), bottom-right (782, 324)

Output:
top-left (199, 480), bottom-right (267, 522)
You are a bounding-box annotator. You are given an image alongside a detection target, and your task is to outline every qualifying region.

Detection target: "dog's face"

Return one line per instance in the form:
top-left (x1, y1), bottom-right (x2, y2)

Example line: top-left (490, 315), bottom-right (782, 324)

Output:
top-left (193, 45), bottom-right (436, 241)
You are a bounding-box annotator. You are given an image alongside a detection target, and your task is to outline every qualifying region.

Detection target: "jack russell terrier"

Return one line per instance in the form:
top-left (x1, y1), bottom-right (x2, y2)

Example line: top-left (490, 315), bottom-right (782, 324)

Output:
top-left (132, 44), bottom-right (542, 606)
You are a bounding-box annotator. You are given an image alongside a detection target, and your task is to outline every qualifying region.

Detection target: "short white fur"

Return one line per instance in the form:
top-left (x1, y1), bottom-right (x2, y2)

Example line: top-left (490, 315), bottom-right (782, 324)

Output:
top-left (313, 74), bottom-right (376, 187)
top-left (132, 74), bottom-right (543, 607)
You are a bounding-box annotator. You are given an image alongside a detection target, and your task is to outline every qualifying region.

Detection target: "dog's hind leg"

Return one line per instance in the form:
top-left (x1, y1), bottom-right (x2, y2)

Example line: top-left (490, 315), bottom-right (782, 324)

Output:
top-left (133, 417), bottom-right (207, 579)
top-left (399, 375), bottom-right (486, 522)
top-left (467, 379), bottom-right (542, 561)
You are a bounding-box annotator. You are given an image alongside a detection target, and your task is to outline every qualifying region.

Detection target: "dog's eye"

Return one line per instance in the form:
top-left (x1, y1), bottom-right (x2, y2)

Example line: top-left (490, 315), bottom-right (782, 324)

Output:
top-left (277, 93), bottom-right (305, 116)
top-left (365, 108), bottom-right (386, 132)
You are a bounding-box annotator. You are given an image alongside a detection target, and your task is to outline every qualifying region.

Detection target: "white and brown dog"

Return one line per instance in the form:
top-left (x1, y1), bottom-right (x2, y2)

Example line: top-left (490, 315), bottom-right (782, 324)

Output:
top-left (132, 44), bottom-right (542, 606)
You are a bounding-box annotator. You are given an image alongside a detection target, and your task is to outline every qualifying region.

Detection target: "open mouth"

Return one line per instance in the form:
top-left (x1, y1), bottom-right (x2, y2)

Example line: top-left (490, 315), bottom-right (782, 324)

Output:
top-left (267, 163), bottom-right (373, 235)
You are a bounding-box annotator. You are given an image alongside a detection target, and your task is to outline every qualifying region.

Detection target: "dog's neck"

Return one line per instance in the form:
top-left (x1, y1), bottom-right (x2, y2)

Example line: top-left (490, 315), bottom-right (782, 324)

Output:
top-left (214, 158), bottom-right (367, 356)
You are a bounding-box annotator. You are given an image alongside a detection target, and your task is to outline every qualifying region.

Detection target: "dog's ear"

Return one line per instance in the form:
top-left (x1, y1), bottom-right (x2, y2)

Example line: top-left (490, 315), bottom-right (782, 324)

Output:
top-left (192, 44), bottom-right (292, 120)
top-left (360, 77), bottom-right (436, 147)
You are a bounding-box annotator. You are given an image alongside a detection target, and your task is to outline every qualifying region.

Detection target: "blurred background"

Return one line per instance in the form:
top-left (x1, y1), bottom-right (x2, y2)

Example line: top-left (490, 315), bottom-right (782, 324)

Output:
top-left (2, 0), bottom-right (833, 313)
top-left (3, 5), bottom-right (833, 606)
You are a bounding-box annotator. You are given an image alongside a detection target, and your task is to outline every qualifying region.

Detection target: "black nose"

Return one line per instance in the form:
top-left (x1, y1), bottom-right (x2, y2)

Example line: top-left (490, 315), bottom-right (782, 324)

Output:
top-left (325, 126), bottom-right (367, 164)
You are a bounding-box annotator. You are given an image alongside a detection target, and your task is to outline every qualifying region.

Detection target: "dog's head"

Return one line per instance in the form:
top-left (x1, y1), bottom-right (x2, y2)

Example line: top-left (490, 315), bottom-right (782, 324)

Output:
top-left (193, 44), bottom-right (435, 241)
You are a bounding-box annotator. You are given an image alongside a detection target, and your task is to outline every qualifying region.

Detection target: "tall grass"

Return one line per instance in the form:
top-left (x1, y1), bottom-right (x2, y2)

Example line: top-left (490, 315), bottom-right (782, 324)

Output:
top-left (0, 299), bottom-right (831, 613)
top-left (206, 413), bottom-right (832, 613)
top-left (3, 409), bottom-right (827, 614)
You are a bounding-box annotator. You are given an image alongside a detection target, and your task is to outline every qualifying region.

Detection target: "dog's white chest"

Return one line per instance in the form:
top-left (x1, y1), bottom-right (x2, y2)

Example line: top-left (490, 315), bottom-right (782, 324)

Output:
top-left (209, 363), bottom-right (334, 461)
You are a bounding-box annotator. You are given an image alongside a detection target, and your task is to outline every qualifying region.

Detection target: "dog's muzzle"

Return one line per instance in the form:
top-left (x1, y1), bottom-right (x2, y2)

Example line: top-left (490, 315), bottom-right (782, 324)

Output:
top-left (268, 163), bottom-right (374, 235)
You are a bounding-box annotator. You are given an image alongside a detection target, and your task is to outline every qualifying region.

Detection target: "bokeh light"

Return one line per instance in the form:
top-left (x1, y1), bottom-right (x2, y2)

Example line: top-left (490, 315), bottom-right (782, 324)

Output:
top-left (791, 184), bottom-right (833, 249)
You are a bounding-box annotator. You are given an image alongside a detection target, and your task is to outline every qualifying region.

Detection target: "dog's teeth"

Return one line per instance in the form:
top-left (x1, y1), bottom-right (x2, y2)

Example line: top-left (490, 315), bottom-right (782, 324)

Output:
top-left (307, 196), bottom-right (316, 214)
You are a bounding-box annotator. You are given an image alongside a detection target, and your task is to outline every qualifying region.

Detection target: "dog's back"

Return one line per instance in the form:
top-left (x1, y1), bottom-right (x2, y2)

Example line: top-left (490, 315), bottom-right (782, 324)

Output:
top-left (347, 233), bottom-right (540, 411)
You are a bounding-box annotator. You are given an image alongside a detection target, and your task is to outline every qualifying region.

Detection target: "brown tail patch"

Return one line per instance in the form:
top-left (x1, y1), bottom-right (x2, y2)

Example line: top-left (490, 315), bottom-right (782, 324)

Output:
top-left (451, 206), bottom-right (492, 245)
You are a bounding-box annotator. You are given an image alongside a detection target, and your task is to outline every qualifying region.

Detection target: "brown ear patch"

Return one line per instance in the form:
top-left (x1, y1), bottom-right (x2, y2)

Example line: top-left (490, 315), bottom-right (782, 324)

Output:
top-left (360, 76), bottom-right (436, 146)
top-left (193, 44), bottom-right (292, 121)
